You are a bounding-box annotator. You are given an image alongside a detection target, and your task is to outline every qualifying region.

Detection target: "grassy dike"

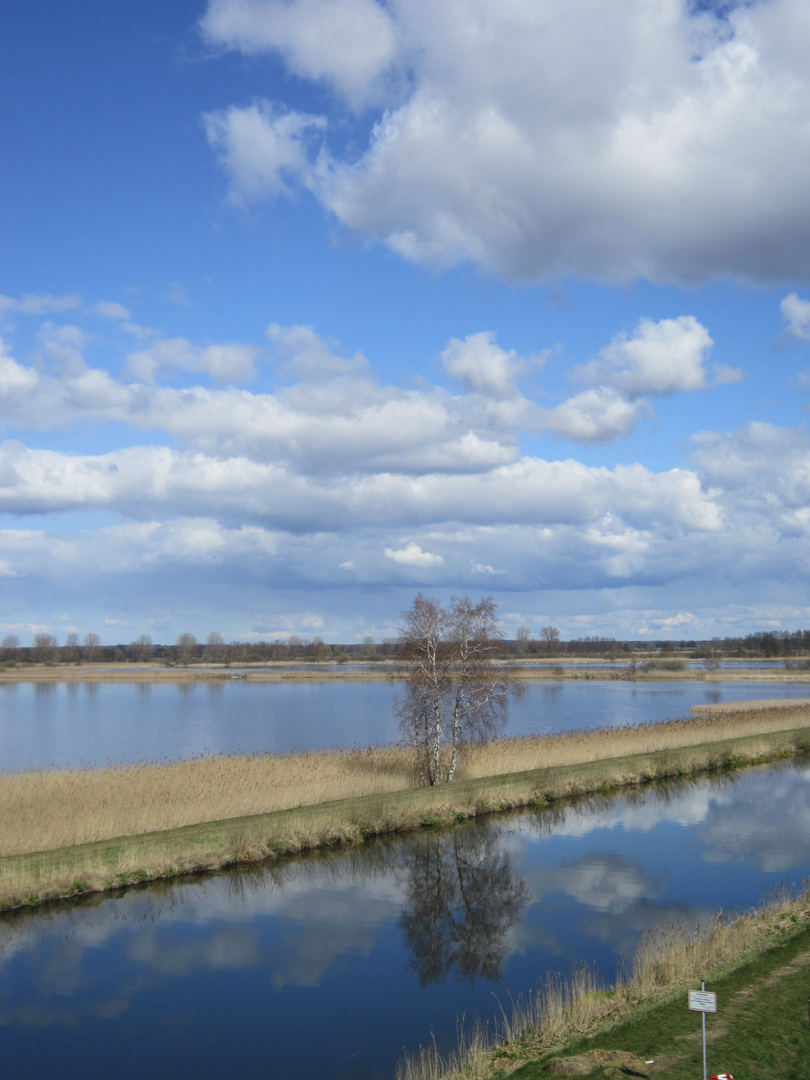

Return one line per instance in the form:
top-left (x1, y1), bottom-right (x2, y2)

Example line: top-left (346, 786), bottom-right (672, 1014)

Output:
top-left (2, 723), bottom-right (809, 914)
top-left (523, 919), bottom-right (810, 1079)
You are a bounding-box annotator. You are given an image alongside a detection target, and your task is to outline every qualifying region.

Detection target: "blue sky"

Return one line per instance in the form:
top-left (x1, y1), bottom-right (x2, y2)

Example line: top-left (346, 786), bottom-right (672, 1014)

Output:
top-left (3, 0), bottom-right (810, 645)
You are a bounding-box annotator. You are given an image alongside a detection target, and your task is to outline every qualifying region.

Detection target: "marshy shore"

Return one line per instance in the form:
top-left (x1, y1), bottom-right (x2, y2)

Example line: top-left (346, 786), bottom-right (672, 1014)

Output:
top-left (1, 660), bottom-right (809, 683)
top-left (1, 699), bottom-right (809, 913)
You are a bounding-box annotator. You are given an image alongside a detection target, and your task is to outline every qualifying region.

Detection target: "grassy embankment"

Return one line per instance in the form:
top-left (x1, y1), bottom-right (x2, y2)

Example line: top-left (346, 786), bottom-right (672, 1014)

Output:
top-left (397, 886), bottom-right (810, 1080)
top-left (2, 699), bottom-right (810, 912)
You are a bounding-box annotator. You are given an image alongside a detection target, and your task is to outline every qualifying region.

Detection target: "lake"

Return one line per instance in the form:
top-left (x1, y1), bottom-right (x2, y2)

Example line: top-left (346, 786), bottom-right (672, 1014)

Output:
top-left (1, 675), bottom-right (809, 771)
top-left (1, 758), bottom-right (809, 1079)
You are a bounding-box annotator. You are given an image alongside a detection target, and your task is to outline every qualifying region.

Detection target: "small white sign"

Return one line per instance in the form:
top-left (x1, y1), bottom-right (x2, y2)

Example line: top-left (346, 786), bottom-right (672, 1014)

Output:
top-left (689, 990), bottom-right (717, 1013)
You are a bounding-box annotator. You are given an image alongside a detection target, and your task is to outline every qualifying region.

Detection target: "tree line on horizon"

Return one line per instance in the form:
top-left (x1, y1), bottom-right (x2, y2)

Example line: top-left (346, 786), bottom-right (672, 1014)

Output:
top-left (2, 625), bottom-right (810, 665)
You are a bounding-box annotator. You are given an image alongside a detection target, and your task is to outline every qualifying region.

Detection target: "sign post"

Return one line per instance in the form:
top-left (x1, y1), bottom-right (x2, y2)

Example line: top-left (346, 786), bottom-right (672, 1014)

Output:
top-left (689, 983), bottom-right (717, 1080)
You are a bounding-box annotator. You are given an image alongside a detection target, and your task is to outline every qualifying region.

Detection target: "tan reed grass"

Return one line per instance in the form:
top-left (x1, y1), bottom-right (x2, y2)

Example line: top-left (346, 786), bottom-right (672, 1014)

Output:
top-left (2, 701), bottom-right (809, 912)
top-left (2, 701), bottom-right (809, 859)
top-left (397, 885), bottom-right (810, 1080)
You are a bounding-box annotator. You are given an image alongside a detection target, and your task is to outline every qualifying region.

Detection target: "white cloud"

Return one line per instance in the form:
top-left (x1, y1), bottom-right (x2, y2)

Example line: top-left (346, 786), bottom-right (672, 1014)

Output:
top-left (780, 291), bottom-right (810, 340)
top-left (126, 338), bottom-right (260, 384)
top-left (580, 316), bottom-right (718, 396)
top-left (3, 302), bottom-right (810, 631)
top-left (201, 0), bottom-right (399, 110)
top-left (0, 293), bottom-right (81, 316)
top-left (203, 0), bottom-right (810, 284)
top-left (204, 102), bottom-right (326, 204)
top-left (38, 322), bottom-right (91, 375)
top-left (0, 337), bottom-right (39, 399)
top-left (268, 322), bottom-right (367, 378)
top-left (89, 301), bottom-right (131, 321)
top-left (441, 331), bottom-right (534, 398)
top-left (540, 316), bottom-right (741, 444)
top-left (539, 387), bottom-right (643, 444)
top-left (384, 542), bottom-right (443, 568)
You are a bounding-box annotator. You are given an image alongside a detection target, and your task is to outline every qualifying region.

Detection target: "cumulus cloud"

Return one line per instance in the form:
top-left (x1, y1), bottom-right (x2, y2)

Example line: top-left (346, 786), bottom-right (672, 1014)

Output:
top-left (579, 317), bottom-right (720, 396)
top-left (204, 102), bottom-right (326, 203)
top-left (780, 292), bottom-right (810, 340)
top-left (539, 387), bottom-right (644, 444)
top-left (201, 0), bottom-right (399, 109)
top-left (441, 331), bottom-right (539, 398)
top-left (126, 338), bottom-right (260, 384)
top-left (0, 336), bottom-right (39, 400)
top-left (539, 316), bottom-right (741, 443)
top-left (3, 300), bottom-right (810, 629)
top-left (202, 0), bottom-right (810, 284)
top-left (268, 322), bottom-right (368, 379)
top-left (384, 542), bottom-right (444, 568)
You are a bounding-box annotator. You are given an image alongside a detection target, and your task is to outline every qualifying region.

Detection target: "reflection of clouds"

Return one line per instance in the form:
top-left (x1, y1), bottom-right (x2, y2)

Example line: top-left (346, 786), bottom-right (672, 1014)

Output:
top-left (2, 760), bottom-right (810, 1037)
top-left (550, 853), bottom-right (660, 914)
top-left (575, 900), bottom-right (714, 964)
top-left (128, 923), bottom-right (262, 977)
top-left (698, 765), bottom-right (810, 873)
top-left (268, 884), bottom-right (401, 988)
top-left (0, 851), bottom-right (408, 1016)
top-left (535, 784), bottom-right (729, 839)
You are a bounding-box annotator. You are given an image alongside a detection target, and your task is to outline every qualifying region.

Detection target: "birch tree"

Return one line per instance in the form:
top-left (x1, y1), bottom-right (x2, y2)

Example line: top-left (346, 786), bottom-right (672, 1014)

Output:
top-left (397, 594), bottom-right (520, 785)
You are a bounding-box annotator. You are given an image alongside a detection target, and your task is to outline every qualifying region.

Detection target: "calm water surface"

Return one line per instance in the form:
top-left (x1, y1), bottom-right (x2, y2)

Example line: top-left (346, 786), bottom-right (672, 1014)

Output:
top-left (1, 677), bottom-right (809, 771)
top-left (2, 759), bottom-right (809, 1079)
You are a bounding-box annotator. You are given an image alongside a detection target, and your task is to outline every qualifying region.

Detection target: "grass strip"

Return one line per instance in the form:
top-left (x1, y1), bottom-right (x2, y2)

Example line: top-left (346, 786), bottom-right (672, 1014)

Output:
top-left (508, 916), bottom-right (810, 1080)
top-left (2, 724), bottom-right (809, 913)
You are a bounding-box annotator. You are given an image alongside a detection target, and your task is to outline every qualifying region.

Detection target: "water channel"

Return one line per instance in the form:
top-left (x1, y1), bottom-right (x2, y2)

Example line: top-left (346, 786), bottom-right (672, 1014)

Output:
top-left (2, 758), bottom-right (809, 1079)
top-left (2, 676), bottom-right (810, 771)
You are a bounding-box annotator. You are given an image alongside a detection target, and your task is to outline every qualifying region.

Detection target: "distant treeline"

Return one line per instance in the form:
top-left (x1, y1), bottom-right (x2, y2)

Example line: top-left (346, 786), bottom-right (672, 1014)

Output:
top-left (3, 627), bottom-right (810, 665)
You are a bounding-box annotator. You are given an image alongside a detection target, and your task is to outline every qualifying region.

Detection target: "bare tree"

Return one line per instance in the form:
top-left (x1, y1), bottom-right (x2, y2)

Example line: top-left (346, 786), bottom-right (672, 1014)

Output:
top-left (204, 631), bottom-right (225, 662)
top-left (63, 631), bottom-right (80, 662)
top-left (129, 633), bottom-right (153, 662)
top-left (540, 625), bottom-right (561, 653)
top-left (397, 594), bottom-right (521, 785)
top-left (515, 626), bottom-right (531, 654)
top-left (33, 632), bottom-right (58, 663)
top-left (1, 634), bottom-right (20, 660)
top-left (175, 632), bottom-right (198, 663)
top-left (82, 632), bottom-right (102, 661)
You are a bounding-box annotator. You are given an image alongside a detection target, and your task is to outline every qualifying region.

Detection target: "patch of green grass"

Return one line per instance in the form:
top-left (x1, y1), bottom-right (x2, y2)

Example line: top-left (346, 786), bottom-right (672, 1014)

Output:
top-left (511, 923), bottom-right (810, 1080)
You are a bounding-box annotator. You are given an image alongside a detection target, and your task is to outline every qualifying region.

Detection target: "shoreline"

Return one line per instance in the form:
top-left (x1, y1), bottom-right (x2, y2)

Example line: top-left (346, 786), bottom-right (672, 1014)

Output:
top-left (2, 711), bottom-right (809, 914)
top-left (399, 883), bottom-right (810, 1080)
top-left (1, 660), bottom-right (809, 683)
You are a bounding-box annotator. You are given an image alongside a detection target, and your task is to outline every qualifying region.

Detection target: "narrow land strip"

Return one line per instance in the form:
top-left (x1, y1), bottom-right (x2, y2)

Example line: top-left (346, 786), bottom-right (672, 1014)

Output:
top-left (2, 661), bottom-right (810, 683)
top-left (2, 706), bottom-right (809, 912)
top-left (3, 701), bottom-right (809, 856)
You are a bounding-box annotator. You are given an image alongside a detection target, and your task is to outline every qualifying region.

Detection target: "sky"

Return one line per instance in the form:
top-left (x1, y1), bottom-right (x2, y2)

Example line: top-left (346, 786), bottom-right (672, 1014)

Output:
top-left (3, 0), bottom-right (810, 646)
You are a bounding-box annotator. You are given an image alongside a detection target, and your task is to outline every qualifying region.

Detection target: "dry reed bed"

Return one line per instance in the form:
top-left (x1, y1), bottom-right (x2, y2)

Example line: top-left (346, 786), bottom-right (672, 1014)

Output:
top-left (1, 730), bottom-right (807, 911)
top-left (397, 886), bottom-right (810, 1080)
top-left (2, 701), bottom-right (810, 859)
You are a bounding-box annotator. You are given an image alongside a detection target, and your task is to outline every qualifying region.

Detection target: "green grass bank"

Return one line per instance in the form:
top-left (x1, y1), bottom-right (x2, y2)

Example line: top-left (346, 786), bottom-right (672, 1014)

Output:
top-left (2, 722), bottom-right (809, 914)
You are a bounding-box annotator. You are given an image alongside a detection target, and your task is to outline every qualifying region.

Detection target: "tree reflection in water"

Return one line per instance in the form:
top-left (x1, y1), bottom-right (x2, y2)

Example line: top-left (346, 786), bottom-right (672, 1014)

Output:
top-left (398, 825), bottom-right (528, 985)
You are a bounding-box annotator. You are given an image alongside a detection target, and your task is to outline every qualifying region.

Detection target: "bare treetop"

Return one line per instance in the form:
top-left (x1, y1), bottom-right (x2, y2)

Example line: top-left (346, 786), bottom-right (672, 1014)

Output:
top-left (397, 594), bottom-right (521, 785)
